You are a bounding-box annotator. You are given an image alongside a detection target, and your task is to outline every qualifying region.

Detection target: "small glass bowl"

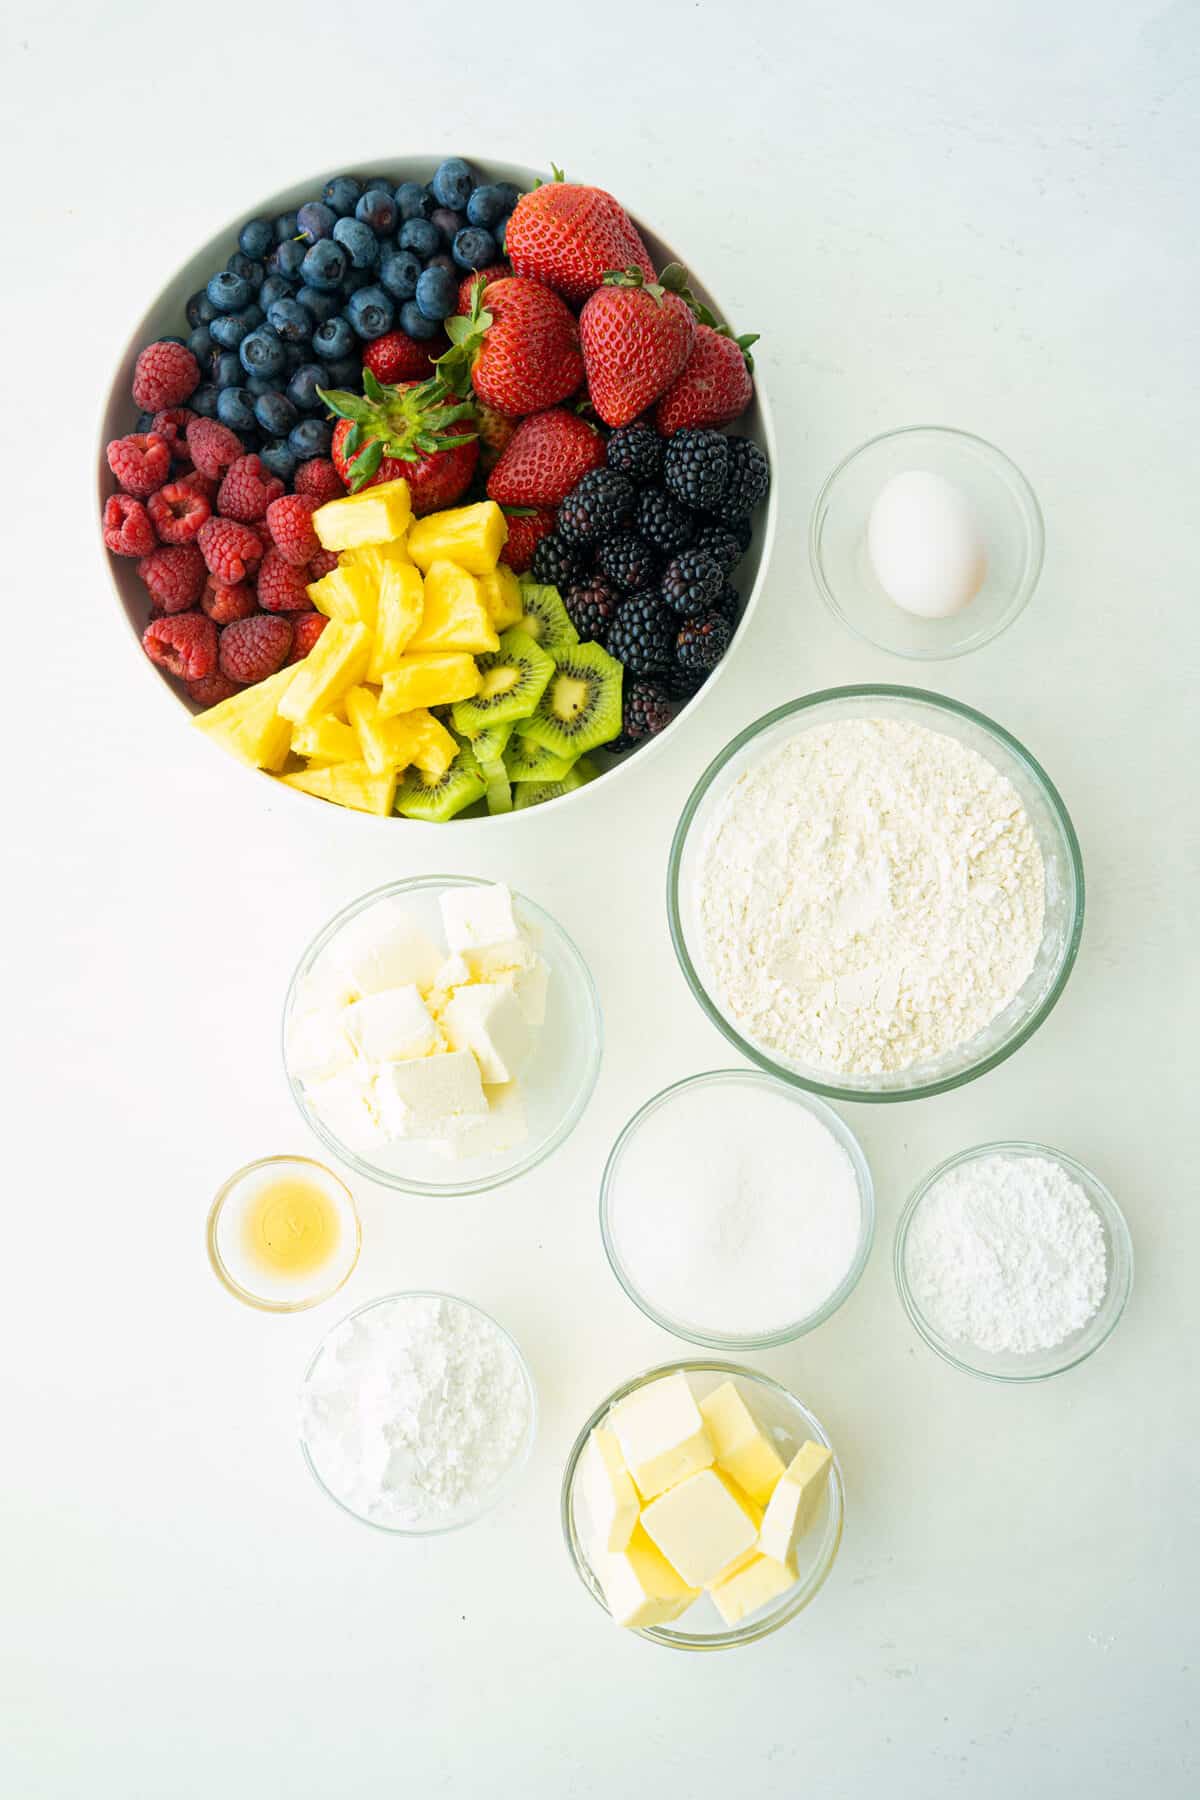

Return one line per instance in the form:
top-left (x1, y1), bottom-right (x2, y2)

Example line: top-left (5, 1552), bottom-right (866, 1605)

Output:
top-left (600, 1070), bottom-right (875, 1348)
top-left (561, 1360), bottom-right (843, 1651)
top-left (810, 425), bottom-right (1044, 659)
top-left (299, 1290), bottom-right (538, 1535)
top-left (283, 875), bottom-right (602, 1197)
top-left (894, 1142), bottom-right (1134, 1381)
top-left (668, 686), bottom-right (1084, 1103)
top-left (206, 1155), bottom-right (360, 1313)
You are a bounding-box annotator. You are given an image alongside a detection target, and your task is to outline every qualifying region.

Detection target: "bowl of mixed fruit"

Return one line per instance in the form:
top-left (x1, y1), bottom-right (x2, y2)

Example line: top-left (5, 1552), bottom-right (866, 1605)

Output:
top-left (99, 158), bottom-right (775, 820)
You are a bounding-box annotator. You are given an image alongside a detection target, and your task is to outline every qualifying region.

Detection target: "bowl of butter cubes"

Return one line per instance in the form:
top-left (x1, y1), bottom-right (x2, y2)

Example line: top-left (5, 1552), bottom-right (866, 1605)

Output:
top-left (561, 1361), bottom-right (844, 1650)
top-left (283, 875), bottom-right (602, 1195)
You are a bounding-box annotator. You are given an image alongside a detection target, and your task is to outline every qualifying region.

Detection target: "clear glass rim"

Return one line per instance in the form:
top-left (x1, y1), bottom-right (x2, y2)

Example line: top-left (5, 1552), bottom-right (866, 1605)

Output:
top-left (205, 1154), bottom-right (361, 1314)
top-left (666, 685), bottom-right (1086, 1103)
top-left (893, 1140), bottom-right (1135, 1382)
top-left (298, 1288), bottom-right (539, 1536)
top-left (599, 1069), bottom-right (875, 1348)
top-left (282, 874), bottom-right (603, 1195)
top-left (808, 423), bottom-right (1046, 662)
top-left (560, 1358), bottom-right (844, 1651)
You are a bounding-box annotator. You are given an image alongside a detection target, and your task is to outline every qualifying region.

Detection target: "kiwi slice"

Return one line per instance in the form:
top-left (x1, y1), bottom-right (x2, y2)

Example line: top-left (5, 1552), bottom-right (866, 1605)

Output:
top-left (515, 640), bottom-right (623, 758)
top-left (484, 764), bottom-right (513, 814)
top-left (512, 757), bottom-right (599, 810)
top-left (466, 719), bottom-right (514, 768)
top-left (516, 580), bottom-right (579, 657)
top-left (504, 735), bottom-right (577, 783)
top-left (395, 745), bottom-right (486, 822)
top-left (450, 627), bottom-right (554, 738)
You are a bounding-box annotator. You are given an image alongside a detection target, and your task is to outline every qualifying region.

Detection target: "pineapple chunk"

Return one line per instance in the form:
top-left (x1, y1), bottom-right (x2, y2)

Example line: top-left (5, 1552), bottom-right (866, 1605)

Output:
top-left (280, 760), bottom-right (397, 816)
top-left (341, 538), bottom-right (412, 576)
top-left (407, 560), bottom-right (499, 654)
top-left (398, 710), bottom-right (458, 777)
top-left (307, 563), bottom-right (379, 634)
top-left (366, 563), bottom-right (425, 683)
top-left (407, 501), bottom-right (507, 574)
top-left (193, 665), bottom-right (296, 771)
top-left (312, 479), bottom-right (412, 551)
top-left (378, 653), bottom-right (480, 717)
top-left (344, 686), bottom-right (399, 776)
top-left (480, 565), bottom-right (523, 630)
top-left (290, 715), bottom-right (360, 766)
top-left (278, 621), bottom-right (372, 725)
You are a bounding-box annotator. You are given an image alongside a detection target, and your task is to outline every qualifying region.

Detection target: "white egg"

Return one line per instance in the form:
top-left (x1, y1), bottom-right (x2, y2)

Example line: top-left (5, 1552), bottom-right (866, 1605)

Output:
top-left (866, 469), bottom-right (987, 619)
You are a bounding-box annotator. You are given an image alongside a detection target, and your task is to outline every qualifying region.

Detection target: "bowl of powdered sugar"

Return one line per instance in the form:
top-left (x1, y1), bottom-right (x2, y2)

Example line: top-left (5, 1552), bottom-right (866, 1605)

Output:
top-left (895, 1142), bottom-right (1133, 1381)
top-left (668, 686), bottom-right (1084, 1102)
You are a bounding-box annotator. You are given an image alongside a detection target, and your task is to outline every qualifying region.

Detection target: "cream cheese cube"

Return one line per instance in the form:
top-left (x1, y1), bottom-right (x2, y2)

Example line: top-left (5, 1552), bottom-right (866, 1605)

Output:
top-left (758, 1441), bottom-right (834, 1570)
top-left (286, 1005), bottom-right (355, 1082)
top-left (597, 1526), bottom-right (698, 1630)
top-left (609, 1372), bottom-right (714, 1501)
top-left (304, 1068), bottom-right (386, 1151)
top-left (708, 1553), bottom-right (796, 1627)
top-left (495, 952), bottom-right (549, 1026)
top-left (698, 1381), bottom-right (787, 1506)
top-left (440, 982), bottom-right (530, 1084)
top-left (330, 902), bottom-right (442, 997)
top-left (639, 1469), bottom-right (759, 1589)
top-left (372, 1050), bottom-right (487, 1142)
top-left (434, 1082), bottom-right (528, 1160)
top-left (439, 883), bottom-right (521, 955)
top-left (578, 1427), bottom-right (639, 1553)
top-left (342, 985), bottom-right (440, 1063)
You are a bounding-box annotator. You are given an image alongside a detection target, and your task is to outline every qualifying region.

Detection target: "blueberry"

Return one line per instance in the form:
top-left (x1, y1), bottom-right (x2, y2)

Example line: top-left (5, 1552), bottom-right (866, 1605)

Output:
top-left (226, 250), bottom-right (264, 288)
top-left (287, 363), bottom-right (326, 413)
top-left (269, 239), bottom-right (307, 282)
top-left (312, 315), bottom-right (356, 361)
top-left (341, 268), bottom-right (372, 296)
top-left (190, 382), bottom-right (219, 418)
top-left (379, 246), bottom-right (421, 301)
top-left (186, 288), bottom-right (217, 328)
top-left (274, 212), bottom-right (299, 242)
top-left (399, 300), bottom-right (438, 340)
top-left (135, 410), bottom-right (156, 433)
top-left (295, 284), bottom-right (339, 324)
top-left (240, 326), bottom-right (287, 380)
top-left (322, 175), bottom-right (363, 217)
top-left (430, 207), bottom-right (463, 247)
top-left (283, 342), bottom-right (306, 374)
top-left (321, 354), bottom-right (364, 387)
top-left (239, 217), bottom-right (274, 260)
top-left (217, 387), bottom-right (256, 433)
top-left (187, 324), bottom-right (215, 362)
top-left (260, 439), bottom-right (298, 482)
top-left (452, 226), bottom-right (497, 271)
top-left (426, 252), bottom-right (457, 277)
top-left (159, 335), bottom-right (188, 348)
top-left (465, 185), bottom-right (509, 229)
top-left (495, 216), bottom-right (508, 255)
top-left (347, 284), bottom-right (395, 340)
top-left (301, 239), bottom-right (347, 292)
top-left (398, 217), bottom-right (439, 259)
top-left (213, 351), bottom-right (245, 390)
top-left (244, 373), bottom-right (277, 397)
top-left (210, 310), bottom-right (256, 350)
top-left (430, 157), bottom-right (474, 210)
top-left (332, 216), bottom-right (378, 270)
top-left (394, 180), bottom-right (434, 220)
top-left (288, 418), bottom-right (332, 459)
top-left (258, 275), bottom-right (293, 311)
top-left (296, 200), bottom-right (336, 245)
top-left (206, 269), bottom-right (251, 313)
top-left (254, 391), bottom-right (298, 437)
top-left (267, 297), bottom-right (313, 343)
top-left (356, 187), bottom-right (397, 235)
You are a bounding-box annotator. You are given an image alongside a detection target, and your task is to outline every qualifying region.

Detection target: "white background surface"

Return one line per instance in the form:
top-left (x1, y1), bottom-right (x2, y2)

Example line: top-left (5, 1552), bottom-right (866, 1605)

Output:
top-left (3, 1), bottom-right (1196, 1793)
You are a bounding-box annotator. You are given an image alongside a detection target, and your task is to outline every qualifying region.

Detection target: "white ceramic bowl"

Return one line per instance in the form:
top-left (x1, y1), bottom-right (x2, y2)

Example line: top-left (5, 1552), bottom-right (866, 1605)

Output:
top-left (98, 156), bottom-right (777, 825)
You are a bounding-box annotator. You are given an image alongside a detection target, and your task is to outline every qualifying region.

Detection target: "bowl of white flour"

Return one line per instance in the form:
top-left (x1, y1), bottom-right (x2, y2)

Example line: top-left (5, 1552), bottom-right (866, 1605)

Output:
top-left (668, 686), bottom-right (1084, 1102)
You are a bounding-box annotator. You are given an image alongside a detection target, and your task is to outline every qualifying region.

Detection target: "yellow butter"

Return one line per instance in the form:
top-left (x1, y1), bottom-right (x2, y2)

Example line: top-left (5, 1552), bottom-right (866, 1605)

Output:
top-left (577, 1427), bottom-right (639, 1554)
top-left (708, 1553), bottom-right (796, 1628)
top-left (698, 1381), bottom-right (787, 1506)
top-left (758, 1440), bottom-right (833, 1570)
top-left (597, 1526), bottom-right (698, 1630)
top-left (639, 1468), bottom-right (759, 1589)
top-left (609, 1371), bottom-right (714, 1502)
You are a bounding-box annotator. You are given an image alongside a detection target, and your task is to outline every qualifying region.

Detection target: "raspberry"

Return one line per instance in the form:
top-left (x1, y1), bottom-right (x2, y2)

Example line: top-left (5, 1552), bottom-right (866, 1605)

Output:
top-left (200, 579), bottom-right (257, 624)
top-left (287, 612), bottom-right (328, 662)
top-left (198, 517), bottom-right (263, 584)
top-left (217, 453), bottom-right (285, 523)
top-left (103, 493), bottom-right (156, 557)
top-left (148, 479), bottom-right (212, 544)
top-left (307, 548), bottom-right (339, 580)
top-left (137, 544), bottom-right (206, 612)
top-left (132, 340), bottom-right (200, 412)
top-left (179, 469), bottom-right (218, 504)
top-left (142, 611), bottom-right (217, 680)
top-left (219, 613), bottom-right (293, 683)
top-left (151, 407), bottom-right (196, 464)
top-left (186, 416), bottom-right (243, 480)
top-left (264, 493), bottom-right (319, 566)
top-left (256, 545), bottom-right (313, 612)
top-left (106, 432), bottom-right (171, 497)
top-left (185, 671), bottom-right (242, 707)
top-left (293, 458), bottom-right (345, 505)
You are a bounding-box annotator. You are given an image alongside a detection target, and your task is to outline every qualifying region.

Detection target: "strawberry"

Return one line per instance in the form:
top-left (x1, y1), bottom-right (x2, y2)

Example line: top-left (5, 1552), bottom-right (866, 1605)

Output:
top-left (654, 321), bottom-right (757, 435)
top-left (487, 408), bottom-right (605, 508)
top-left (506, 171), bottom-right (656, 304)
top-left (325, 372), bottom-right (479, 515)
top-left (499, 508), bottom-right (556, 574)
top-left (456, 263), bottom-right (511, 315)
top-left (363, 328), bottom-right (449, 385)
top-left (579, 267), bottom-right (695, 429)
top-left (475, 402), bottom-right (516, 472)
top-left (439, 276), bottom-right (583, 418)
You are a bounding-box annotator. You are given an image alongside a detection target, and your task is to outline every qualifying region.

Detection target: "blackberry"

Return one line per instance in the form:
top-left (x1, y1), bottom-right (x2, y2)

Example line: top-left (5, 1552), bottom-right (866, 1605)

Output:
top-left (558, 468), bottom-right (635, 544)
top-left (530, 531), bottom-right (589, 590)
top-left (663, 427), bottom-right (730, 510)
top-left (714, 436), bottom-right (770, 523)
top-left (635, 486), bottom-right (696, 553)
top-left (605, 592), bottom-right (674, 676)
top-left (606, 422), bottom-right (663, 485)
top-left (615, 679), bottom-right (674, 751)
top-left (663, 662), bottom-right (710, 702)
top-left (661, 548), bottom-right (724, 615)
top-left (564, 575), bottom-right (620, 643)
top-left (694, 522), bottom-right (745, 572)
top-left (675, 610), bottom-right (733, 673)
top-left (596, 529), bottom-right (660, 593)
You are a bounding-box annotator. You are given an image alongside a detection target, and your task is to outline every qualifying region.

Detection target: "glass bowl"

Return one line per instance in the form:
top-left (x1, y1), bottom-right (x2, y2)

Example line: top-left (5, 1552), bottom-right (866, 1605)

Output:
top-left (600, 1070), bottom-right (874, 1348)
top-left (299, 1290), bottom-right (537, 1535)
top-left (894, 1141), bottom-right (1134, 1382)
top-left (667, 686), bottom-right (1084, 1103)
top-left (206, 1154), bottom-right (360, 1313)
top-left (283, 875), bottom-right (601, 1196)
top-left (561, 1360), bottom-right (843, 1651)
top-left (810, 425), bottom-right (1044, 659)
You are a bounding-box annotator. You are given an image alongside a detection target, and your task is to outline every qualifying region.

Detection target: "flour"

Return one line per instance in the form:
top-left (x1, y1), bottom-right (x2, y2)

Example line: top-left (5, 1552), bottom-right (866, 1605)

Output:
top-left (300, 1294), bottom-right (531, 1528)
top-left (697, 718), bottom-right (1046, 1076)
top-left (905, 1152), bottom-right (1107, 1352)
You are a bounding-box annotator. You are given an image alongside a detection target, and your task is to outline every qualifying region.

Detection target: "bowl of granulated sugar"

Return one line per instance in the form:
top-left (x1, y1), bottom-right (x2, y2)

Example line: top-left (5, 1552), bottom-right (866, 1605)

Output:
top-left (600, 1069), bottom-right (875, 1348)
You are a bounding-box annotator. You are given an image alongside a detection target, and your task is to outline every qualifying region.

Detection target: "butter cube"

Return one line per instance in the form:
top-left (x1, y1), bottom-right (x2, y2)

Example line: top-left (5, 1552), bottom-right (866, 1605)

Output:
top-left (698, 1381), bottom-right (787, 1506)
top-left (639, 1469), bottom-right (759, 1588)
top-left (708, 1553), bottom-right (797, 1628)
top-left (441, 981), bottom-right (530, 1084)
top-left (597, 1526), bottom-right (698, 1630)
top-left (342, 985), bottom-right (440, 1063)
top-left (372, 1050), bottom-right (487, 1142)
top-left (434, 1081), bottom-right (528, 1160)
top-left (578, 1427), bottom-right (639, 1554)
top-left (303, 1068), bottom-right (387, 1152)
top-left (609, 1371), bottom-right (714, 1502)
top-left (330, 903), bottom-right (442, 998)
top-left (312, 478), bottom-right (412, 550)
top-left (758, 1441), bottom-right (834, 1570)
